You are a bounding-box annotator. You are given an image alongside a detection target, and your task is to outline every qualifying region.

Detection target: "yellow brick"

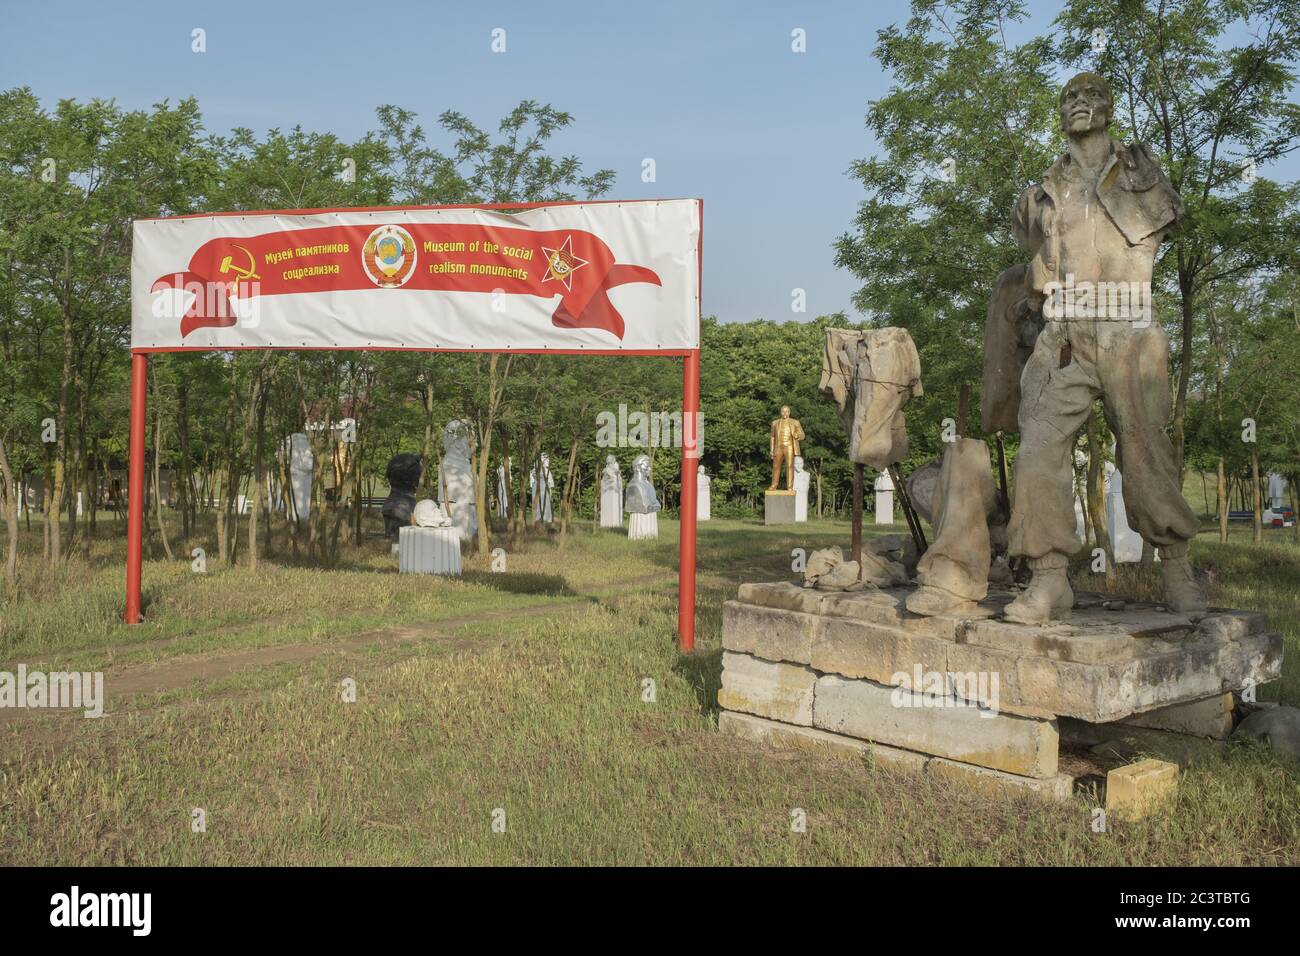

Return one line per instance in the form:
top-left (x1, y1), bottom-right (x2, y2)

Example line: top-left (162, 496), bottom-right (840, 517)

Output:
top-left (1106, 758), bottom-right (1179, 820)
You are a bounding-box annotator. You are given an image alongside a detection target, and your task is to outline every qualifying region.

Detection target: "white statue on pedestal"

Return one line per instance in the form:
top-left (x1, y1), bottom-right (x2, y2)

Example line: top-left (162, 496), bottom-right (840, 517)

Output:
top-left (495, 462), bottom-right (510, 518)
top-left (625, 453), bottom-right (660, 540)
top-left (283, 432), bottom-right (314, 523)
top-left (600, 455), bottom-right (623, 528)
top-left (531, 454), bottom-right (554, 524)
top-left (400, 499), bottom-right (461, 575)
top-left (873, 471), bottom-right (894, 525)
top-left (438, 420), bottom-right (477, 542)
top-left (697, 464), bottom-right (711, 521)
top-left (793, 456), bottom-right (810, 522)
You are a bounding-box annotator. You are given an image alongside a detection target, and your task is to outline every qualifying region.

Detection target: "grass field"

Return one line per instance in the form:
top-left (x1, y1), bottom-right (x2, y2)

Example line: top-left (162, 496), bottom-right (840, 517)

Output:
top-left (1, 508), bottom-right (1298, 865)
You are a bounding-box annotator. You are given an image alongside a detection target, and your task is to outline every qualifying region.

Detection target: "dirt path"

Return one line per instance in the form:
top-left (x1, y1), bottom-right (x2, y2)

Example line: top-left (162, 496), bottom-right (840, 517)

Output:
top-left (1, 569), bottom-right (746, 724)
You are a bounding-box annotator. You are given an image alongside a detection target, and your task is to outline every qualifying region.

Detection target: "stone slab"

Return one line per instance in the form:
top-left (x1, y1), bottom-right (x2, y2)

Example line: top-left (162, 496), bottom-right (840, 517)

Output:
top-left (721, 600), bottom-right (819, 665)
top-left (718, 710), bottom-right (927, 773)
top-left (718, 711), bottom-right (1073, 801)
top-left (1122, 692), bottom-right (1234, 739)
top-left (764, 491), bottom-right (797, 525)
top-left (812, 674), bottom-right (1059, 778)
top-left (716, 651), bottom-right (815, 726)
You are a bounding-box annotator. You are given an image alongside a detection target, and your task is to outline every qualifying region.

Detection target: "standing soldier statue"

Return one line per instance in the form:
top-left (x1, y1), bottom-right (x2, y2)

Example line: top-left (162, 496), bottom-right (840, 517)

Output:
top-left (769, 405), bottom-right (805, 492)
top-left (1000, 71), bottom-right (1204, 623)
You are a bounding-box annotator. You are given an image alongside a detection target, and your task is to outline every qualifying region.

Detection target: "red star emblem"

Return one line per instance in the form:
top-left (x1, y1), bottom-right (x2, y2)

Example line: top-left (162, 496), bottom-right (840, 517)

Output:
top-left (540, 235), bottom-right (589, 292)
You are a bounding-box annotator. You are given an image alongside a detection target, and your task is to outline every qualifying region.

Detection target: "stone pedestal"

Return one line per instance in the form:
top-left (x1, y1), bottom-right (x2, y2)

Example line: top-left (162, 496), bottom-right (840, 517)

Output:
top-left (764, 490), bottom-right (796, 525)
top-left (718, 581), bottom-right (1282, 800)
top-left (398, 526), bottom-right (462, 575)
top-left (627, 512), bottom-right (658, 540)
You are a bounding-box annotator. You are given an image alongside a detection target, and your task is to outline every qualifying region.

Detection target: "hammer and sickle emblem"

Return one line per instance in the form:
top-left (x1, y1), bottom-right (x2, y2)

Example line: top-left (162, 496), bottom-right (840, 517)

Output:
top-left (219, 244), bottom-right (260, 294)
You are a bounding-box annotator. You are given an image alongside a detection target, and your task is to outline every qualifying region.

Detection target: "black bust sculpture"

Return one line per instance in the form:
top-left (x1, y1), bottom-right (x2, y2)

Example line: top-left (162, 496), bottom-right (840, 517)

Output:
top-left (382, 453), bottom-right (422, 541)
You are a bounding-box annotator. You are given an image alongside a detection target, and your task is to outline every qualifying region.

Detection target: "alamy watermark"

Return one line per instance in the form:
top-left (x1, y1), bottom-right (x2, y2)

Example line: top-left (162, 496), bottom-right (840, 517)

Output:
top-left (889, 664), bottom-right (1000, 717)
top-left (0, 666), bottom-right (104, 718)
top-left (595, 404), bottom-right (703, 457)
top-left (1042, 274), bottom-right (1153, 328)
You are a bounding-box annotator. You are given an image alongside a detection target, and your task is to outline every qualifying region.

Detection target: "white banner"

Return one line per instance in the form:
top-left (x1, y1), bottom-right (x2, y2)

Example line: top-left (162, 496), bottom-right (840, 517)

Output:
top-left (131, 199), bottom-right (700, 351)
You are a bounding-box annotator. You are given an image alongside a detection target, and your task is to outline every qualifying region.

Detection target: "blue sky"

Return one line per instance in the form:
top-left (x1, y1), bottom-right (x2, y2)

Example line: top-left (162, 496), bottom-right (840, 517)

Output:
top-left (1, 0), bottom-right (1289, 324)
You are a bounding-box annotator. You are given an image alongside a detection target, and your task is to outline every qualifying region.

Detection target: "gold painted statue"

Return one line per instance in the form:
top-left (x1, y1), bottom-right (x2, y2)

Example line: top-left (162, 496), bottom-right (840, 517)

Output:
top-left (769, 406), bottom-right (805, 492)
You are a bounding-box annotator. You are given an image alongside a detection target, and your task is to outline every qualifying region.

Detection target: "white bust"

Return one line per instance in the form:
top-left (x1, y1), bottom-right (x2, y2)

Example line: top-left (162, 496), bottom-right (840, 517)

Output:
top-left (413, 498), bottom-right (452, 528)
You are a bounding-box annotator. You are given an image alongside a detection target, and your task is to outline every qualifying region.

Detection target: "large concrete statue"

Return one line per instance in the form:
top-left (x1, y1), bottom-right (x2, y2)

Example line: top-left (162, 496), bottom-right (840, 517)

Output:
top-left (599, 455), bottom-right (623, 528)
top-left (818, 327), bottom-right (922, 470)
top-left (768, 406), bottom-right (805, 491)
top-left (997, 71), bottom-right (1203, 623)
top-left (382, 453), bottom-right (422, 541)
top-left (438, 419), bottom-right (477, 543)
top-left (283, 433), bottom-right (314, 523)
top-left (531, 454), bottom-right (554, 524)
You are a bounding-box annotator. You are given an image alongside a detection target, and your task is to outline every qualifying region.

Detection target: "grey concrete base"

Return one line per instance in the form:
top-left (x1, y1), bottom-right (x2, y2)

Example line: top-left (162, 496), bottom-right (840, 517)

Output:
top-left (722, 581), bottom-right (1282, 723)
top-left (717, 578), bottom-right (1283, 802)
top-left (764, 491), bottom-right (797, 525)
top-left (719, 711), bottom-right (1074, 801)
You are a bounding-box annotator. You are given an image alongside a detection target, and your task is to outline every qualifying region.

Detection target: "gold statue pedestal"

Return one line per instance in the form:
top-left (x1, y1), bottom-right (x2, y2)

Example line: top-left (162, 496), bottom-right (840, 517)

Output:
top-left (764, 489), bottom-right (797, 525)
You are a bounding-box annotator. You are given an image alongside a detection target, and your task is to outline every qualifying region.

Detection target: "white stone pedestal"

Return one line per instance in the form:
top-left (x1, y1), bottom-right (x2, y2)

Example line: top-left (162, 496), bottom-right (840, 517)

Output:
top-left (627, 512), bottom-right (659, 540)
top-left (398, 526), bottom-right (462, 575)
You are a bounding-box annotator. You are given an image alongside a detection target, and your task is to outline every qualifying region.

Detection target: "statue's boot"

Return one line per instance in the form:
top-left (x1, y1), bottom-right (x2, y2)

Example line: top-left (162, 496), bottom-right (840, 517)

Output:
top-left (1004, 552), bottom-right (1073, 624)
top-left (906, 584), bottom-right (977, 617)
top-left (1160, 541), bottom-right (1206, 612)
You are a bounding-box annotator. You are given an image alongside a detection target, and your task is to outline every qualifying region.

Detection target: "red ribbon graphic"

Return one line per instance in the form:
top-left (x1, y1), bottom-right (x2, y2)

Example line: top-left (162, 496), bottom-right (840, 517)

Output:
top-left (151, 222), bottom-right (661, 340)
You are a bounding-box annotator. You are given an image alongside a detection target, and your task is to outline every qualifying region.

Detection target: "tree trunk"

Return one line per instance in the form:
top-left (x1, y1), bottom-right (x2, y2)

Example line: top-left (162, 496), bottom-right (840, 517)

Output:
top-left (1217, 457), bottom-right (1229, 544)
top-left (0, 437), bottom-right (18, 589)
top-left (1250, 450), bottom-right (1263, 545)
top-left (1085, 415), bottom-right (1114, 585)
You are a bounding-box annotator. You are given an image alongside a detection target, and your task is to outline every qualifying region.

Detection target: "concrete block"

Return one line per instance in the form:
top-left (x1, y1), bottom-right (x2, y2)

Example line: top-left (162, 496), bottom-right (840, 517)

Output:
top-left (1106, 758), bottom-right (1179, 820)
top-left (721, 601), bottom-right (818, 665)
top-left (811, 616), bottom-right (949, 685)
top-left (812, 674), bottom-right (1059, 778)
top-left (764, 491), bottom-right (796, 525)
top-left (717, 652), bottom-right (816, 726)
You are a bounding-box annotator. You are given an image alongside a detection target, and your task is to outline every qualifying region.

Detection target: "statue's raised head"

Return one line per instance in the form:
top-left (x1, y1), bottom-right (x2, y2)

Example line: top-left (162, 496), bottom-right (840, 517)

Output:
top-left (1059, 71), bottom-right (1112, 135)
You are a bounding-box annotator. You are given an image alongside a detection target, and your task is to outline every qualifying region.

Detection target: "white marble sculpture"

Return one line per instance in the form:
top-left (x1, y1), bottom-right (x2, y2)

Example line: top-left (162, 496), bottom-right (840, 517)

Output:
top-left (413, 498), bottom-right (452, 528)
top-left (438, 419), bottom-right (477, 542)
top-left (625, 453), bottom-right (660, 540)
top-left (697, 464), bottom-right (711, 522)
top-left (793, 456), bottom-right (810, 522)
top-left (531, 454), bottom-right (554, 524)
top-left (1106, 465), bottom-right (1143, 563)
top-left (283, 432), bottom-right (314, 522)
top-left (599, 455), bottom-right (623, 528)
top-left (873, 471), bottom-right (895, 525)
top-left (495, 462), bottom-right (510, 518)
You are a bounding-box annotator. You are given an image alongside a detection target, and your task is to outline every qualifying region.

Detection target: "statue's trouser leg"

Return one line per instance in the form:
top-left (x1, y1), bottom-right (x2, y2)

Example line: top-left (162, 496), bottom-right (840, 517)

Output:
top-left (1007, 323), bottom-right (1098, 560)
top-left (771, 447), bottom-right (788, 489)
top-left (914, 437), bottom-right (996, 602)
top-left (1094, 323), bottom-right (1200, 547)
